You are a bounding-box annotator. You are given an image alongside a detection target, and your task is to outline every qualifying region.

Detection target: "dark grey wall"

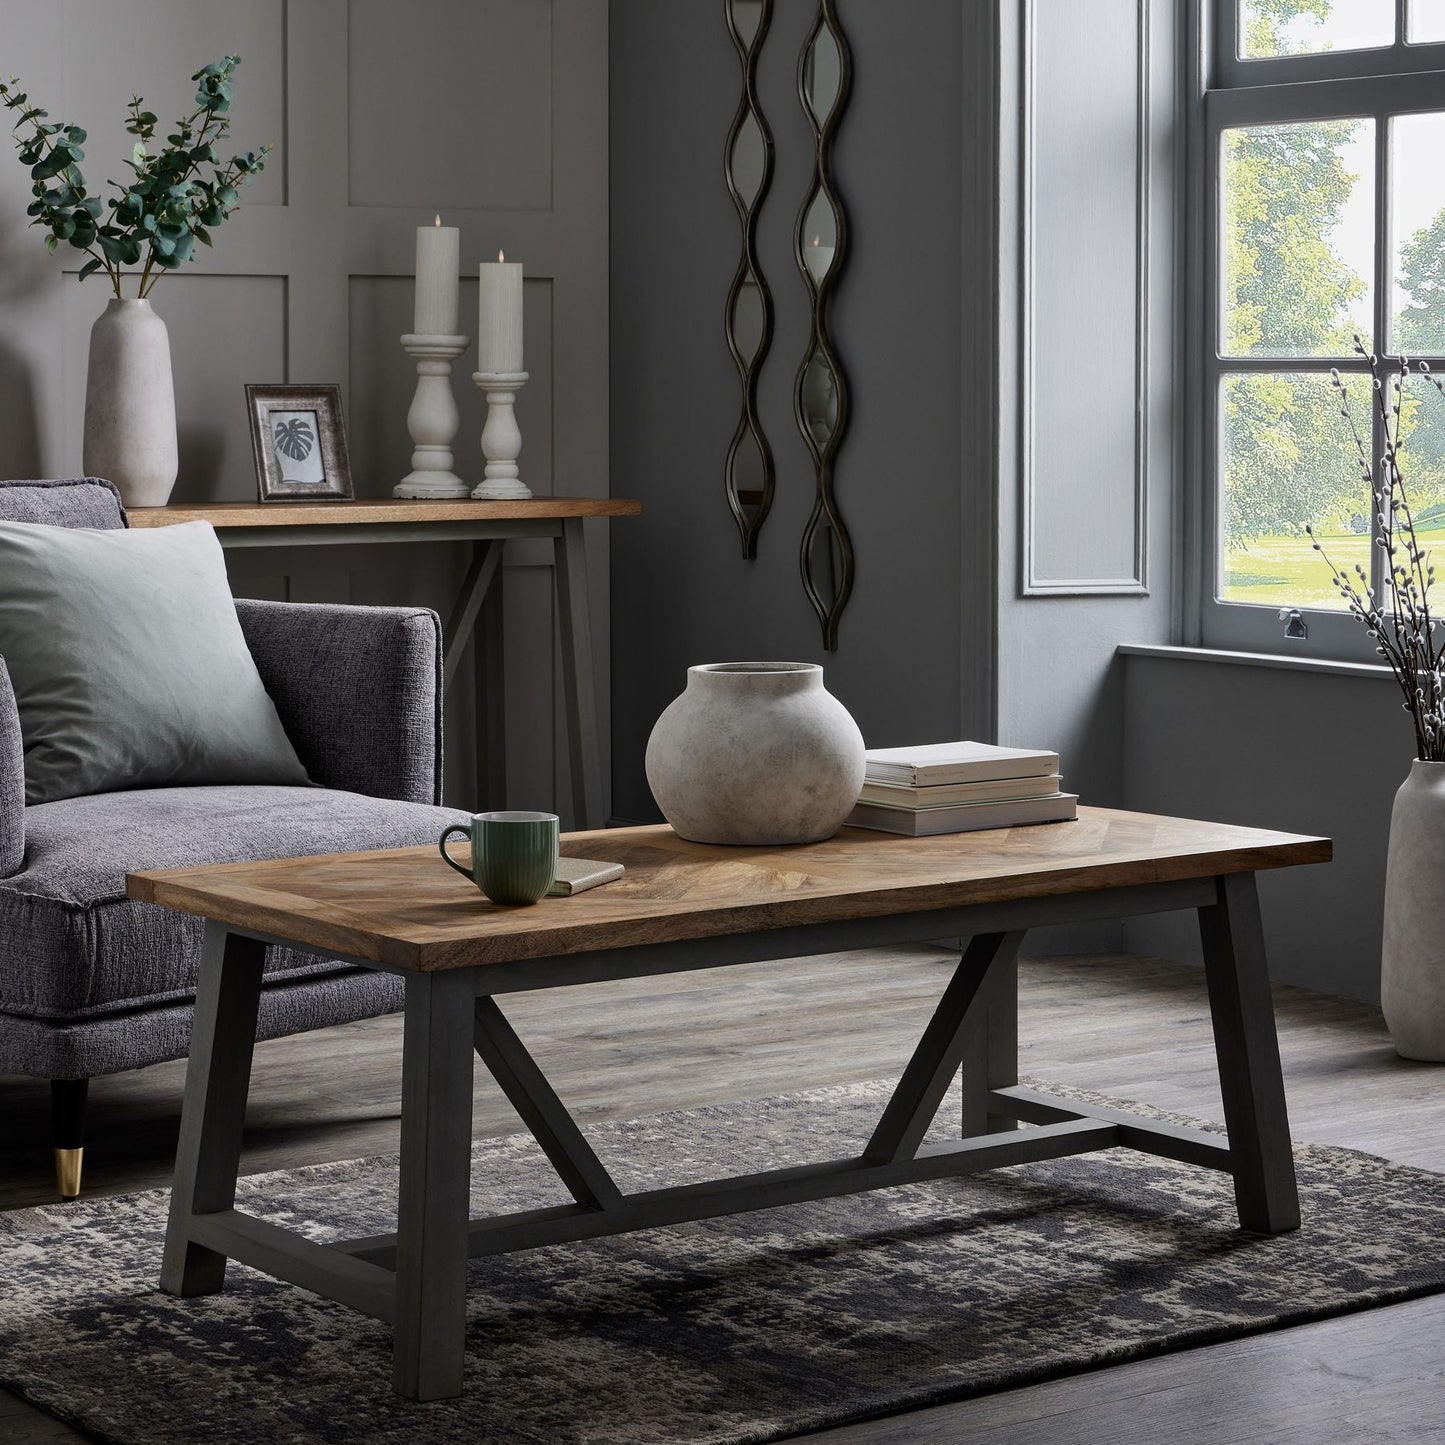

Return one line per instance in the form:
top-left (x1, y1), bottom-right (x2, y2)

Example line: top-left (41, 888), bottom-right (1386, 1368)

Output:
top-left (609, 1), bottom-right (986, 822)
top-left (1122, 652), bottom-right (1412, 1000)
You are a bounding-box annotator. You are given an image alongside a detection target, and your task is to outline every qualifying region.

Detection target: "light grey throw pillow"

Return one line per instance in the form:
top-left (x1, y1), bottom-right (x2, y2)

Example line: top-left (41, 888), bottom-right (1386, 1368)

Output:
top-left (0, 519), bottom-right (311, 804)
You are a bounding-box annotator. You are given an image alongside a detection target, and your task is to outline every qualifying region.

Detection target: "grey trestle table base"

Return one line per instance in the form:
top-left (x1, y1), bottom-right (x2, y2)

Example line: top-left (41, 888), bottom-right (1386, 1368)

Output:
top-left (158, 870), bottom-right (1300, 1402)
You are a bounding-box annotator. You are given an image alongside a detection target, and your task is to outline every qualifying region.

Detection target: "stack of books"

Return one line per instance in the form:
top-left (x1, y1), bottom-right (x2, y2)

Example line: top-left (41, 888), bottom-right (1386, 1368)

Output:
top-left (846, 741), bottom-right (1078, 837)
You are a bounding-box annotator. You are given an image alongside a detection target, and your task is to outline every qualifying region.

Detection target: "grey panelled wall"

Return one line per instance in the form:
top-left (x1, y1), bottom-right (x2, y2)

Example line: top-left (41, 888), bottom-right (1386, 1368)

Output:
top-left (609, 0), bottom-right (989, 824)
top-left (994, 0), bottom-right (1176, 953)
top-left (0, 0), bottom-right (609, 823)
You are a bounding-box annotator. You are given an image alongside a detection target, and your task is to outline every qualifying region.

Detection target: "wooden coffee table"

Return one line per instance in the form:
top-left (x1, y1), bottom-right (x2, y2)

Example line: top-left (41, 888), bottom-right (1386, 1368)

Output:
top-left (128, 808), bottom-right (1330, 1401)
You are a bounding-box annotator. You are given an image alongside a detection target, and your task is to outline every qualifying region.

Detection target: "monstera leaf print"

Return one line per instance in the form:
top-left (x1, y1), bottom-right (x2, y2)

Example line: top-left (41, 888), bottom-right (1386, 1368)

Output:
top-left (274, 417), bottom-right (315, 462)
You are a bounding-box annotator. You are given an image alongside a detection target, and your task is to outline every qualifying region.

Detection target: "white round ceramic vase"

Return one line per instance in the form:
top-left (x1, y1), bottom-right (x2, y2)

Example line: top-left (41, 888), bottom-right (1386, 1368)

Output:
top-left (645, 661), bottom-right (866, 846)
top-left (1382, 759), bottom-right (1445, 1061)
top-left (82, 297), bottom-right (179, 508)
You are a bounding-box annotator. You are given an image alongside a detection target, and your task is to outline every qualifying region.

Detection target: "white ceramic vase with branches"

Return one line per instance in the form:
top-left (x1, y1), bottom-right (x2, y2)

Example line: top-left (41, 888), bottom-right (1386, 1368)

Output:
top-left (1311, 345), bottom-right (1445, 1059)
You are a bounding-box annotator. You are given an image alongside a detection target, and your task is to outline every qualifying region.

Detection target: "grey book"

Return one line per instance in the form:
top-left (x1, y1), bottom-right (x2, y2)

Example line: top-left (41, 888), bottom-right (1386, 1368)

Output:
top-left (864, 741), bottom-right (1060, 787)
top-left (548, 856), bottom-right (626, 896)
top-left (847, 792), bottom-right (1079, 837)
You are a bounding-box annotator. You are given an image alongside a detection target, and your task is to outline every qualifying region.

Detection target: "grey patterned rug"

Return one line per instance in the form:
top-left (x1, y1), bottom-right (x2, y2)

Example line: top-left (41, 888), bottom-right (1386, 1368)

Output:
top-left (4, 1078), bottom-right (1445, 1445)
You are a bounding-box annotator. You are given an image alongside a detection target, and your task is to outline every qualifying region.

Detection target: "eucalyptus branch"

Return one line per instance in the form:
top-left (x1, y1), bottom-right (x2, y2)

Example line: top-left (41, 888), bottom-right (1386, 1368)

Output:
top-left (0, 56), bottom-right (271, 299)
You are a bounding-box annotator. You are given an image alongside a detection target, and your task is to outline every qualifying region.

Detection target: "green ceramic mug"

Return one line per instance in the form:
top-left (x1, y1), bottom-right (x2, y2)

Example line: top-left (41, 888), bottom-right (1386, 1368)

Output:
top-left (439, 810), bottom-right (559, 905)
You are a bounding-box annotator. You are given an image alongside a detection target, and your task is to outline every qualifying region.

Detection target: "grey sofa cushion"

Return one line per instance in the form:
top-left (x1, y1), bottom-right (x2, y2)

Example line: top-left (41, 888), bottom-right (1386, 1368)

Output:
top-left (0, 660), bottom-right (21, 877)
top-left (0, 477), bottom-right (126, 530)
top-left (0, 784), bottom-right (466, 1020)
top-left (0, 519), bottom-right (312, 804)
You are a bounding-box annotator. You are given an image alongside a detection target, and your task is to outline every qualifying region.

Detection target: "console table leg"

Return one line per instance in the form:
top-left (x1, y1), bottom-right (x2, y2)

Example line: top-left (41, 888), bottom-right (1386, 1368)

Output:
top-left (393, 971), bottom-right (477, 1401)
top-left (555, 516), bottom-right (604, 829)
top-left (481, 556), bottom-right (507, 810)
top-left (961, 936), bottom-right (1023, 1137)
top-left (160, 924), bottom-right (265, 1297)
top-left (1198, 872), bottom-right (1300, 1234)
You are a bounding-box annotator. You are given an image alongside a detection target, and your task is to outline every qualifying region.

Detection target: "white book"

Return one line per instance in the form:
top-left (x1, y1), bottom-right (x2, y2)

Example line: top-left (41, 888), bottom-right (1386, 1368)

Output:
top-left (864, 741), bottom-right (1060, 787)
top-left (858, 773), bottom-right (1064, 809)
top-left (846, 792), bottom-right (1079, 837)
top-left (548, 856), bottom-right (625, 896)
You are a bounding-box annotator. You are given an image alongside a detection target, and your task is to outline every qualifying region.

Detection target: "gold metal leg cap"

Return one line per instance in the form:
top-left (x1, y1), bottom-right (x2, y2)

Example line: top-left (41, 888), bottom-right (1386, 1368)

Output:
top-left (54, 1147), bottom-right (83, 1201)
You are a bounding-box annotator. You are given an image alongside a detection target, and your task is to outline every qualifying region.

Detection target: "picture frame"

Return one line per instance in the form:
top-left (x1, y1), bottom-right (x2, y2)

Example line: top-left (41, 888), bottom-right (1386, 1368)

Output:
top-left (245, 384), bottom-right (354, 502)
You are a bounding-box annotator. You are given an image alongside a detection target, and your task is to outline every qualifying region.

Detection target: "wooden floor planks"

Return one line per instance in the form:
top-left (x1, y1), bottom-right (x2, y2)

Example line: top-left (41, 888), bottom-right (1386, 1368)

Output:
top-left (4, 946), bottom-right (1445, 1442)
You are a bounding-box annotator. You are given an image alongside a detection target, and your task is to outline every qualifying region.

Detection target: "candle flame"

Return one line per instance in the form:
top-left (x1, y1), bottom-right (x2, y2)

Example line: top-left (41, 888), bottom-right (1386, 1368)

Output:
top-left (434, 214), bottom-right (441, 226)
top-left (498, 249), bottom-right (505, 262)
top-left (812, 235), bottom-right (821, 247)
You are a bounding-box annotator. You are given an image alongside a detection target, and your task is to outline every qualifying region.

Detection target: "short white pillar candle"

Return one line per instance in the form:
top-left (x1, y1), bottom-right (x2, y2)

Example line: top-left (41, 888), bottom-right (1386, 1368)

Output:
top-left (478, 251), bottom-right (524, 373)
top-left (414, 215), bottom-right (459, 335)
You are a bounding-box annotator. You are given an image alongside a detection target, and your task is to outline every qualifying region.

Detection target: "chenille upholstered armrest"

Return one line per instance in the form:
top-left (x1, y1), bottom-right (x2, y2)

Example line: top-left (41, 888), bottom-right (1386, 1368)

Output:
top-left (0, 658), bottom-right (23, 876)
top-left (234, 600), bottom-right (444, 805)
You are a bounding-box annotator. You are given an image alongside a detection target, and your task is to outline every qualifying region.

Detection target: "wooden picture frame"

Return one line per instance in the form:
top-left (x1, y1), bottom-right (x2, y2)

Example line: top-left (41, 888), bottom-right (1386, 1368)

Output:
top-left (245, 384), bottom-right (354, 502)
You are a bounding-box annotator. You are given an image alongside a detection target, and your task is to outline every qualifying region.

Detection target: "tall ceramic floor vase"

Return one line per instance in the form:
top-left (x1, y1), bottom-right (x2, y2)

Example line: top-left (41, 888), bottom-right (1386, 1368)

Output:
top-left (82, 298), bottom-right (178, 508)
top-left (1381, 759), bottom-right (1445, 1061)
top-left (645, 661), bottom-right (866, 846)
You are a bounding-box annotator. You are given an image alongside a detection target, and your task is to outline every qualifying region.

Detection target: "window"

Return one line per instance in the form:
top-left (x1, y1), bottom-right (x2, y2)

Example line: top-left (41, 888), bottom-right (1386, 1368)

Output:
top-left (1196, 1), bottom-right (1445, 656)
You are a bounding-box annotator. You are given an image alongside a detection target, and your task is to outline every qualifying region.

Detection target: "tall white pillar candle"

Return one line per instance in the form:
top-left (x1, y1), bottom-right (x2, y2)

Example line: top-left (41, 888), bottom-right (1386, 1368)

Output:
top-left (413, 215), bottom-right (460, 335)
top-left (478, 251), bottom-right (524, 373)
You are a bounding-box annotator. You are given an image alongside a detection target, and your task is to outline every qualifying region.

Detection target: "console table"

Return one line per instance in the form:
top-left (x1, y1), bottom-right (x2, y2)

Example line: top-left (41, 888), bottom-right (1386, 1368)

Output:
top-left (130, 499), bottom-right (641, 828)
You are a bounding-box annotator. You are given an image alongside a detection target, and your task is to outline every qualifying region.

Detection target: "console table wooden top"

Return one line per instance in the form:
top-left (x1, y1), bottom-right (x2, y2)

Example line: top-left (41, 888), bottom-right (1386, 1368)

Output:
top-left (129, 807), bottom-right (1331, 974)
top-left (128, 496), bottom-right (640, 531)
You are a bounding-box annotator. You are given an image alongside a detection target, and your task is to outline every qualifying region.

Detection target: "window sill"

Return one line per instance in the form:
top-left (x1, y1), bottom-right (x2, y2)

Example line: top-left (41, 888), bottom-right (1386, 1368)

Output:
top-left (1117, 642), bottom-right (1394, 681)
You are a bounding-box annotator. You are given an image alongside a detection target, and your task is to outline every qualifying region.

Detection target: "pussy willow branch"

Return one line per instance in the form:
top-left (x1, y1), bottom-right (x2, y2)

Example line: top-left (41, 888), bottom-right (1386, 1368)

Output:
top-left (1308, 346), bottom-right (1444, 760)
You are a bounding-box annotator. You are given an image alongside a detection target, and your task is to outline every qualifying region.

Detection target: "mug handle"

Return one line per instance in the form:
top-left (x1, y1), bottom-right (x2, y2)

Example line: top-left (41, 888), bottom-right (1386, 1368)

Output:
top-left (438, 823), bottom-right (474, 879)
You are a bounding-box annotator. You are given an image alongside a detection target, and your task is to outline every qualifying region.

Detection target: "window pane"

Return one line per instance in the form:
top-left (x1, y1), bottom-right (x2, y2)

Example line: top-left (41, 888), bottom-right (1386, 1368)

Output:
top-left (1408, 0), bottom-right (1445, 43)
top-left (1219, 371), bottom-right (1373, 609)
top-left (1392, 114), bottom-right (1445, 355)
top-left (1398, 371), bottom-right (1445, 539)
top-left (1222, 120), bottom-right (1374, 356)
top-left (1240, 0), bottom-right (1394, 57)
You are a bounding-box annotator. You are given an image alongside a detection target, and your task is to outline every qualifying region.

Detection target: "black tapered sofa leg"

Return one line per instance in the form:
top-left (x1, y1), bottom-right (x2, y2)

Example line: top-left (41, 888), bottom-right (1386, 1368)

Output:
top-left (50, 1078), bottom-right (89, 1200)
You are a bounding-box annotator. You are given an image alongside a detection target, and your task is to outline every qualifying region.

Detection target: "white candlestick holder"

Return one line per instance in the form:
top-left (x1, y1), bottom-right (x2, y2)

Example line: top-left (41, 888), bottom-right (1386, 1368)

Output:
top-left (471, 371), bottom-right (531, 500)
top-left (394, 332), bottom-right (471, 499)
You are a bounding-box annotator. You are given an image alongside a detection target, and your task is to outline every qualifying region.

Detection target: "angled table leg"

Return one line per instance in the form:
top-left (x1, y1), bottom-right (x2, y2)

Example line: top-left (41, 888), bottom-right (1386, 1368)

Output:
top-left (160, 923), bottom-right (265, 1296)
top-left (961, 935), bottom-right (1023, 1137)
top-left (554, 516), bottom-right (604, 829)
top-left (1198, 872), bottom-right (1300, 1234)
top-left (393, 970), bottom-right (477, 1401)
top-left (861, 931), bottom-right (1022, 1160)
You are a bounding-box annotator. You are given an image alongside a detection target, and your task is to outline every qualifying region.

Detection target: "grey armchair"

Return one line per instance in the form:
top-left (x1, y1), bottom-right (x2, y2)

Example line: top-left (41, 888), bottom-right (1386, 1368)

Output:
top-left (0, 478), bottom-right (466, 1199)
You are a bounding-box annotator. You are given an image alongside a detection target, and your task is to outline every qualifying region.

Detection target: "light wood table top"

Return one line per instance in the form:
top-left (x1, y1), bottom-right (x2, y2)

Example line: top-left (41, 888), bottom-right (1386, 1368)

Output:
top-left (127, 497), bottom-right (641, 528)
top-left (127, 808), bottom-right (1331, 974)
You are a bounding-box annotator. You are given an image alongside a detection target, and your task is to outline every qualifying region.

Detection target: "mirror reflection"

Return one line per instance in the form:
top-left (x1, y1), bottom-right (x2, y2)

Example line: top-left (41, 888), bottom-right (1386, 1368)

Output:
top-left (799, 351), bottom-right (838, 446)
top-left (730, 278), bottom-right (765, 364)
top-left (794, 0), bottom-right (852, 650)
top-left (731, 113), bottom-right (767, 208)
top-left (802, 191), bottom-right (838, 284)
top-left (724, 0), bottom-right (776, 558)
top-left (801, 23), bottom-right (843, 126)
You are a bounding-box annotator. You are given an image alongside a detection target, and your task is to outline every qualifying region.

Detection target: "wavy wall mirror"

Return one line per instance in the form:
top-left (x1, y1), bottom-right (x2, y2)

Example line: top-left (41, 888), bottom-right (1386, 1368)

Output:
top-left (724, 0), bottom-right (776, 558)
top-left (794, 0), bottom-right (851, 649)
